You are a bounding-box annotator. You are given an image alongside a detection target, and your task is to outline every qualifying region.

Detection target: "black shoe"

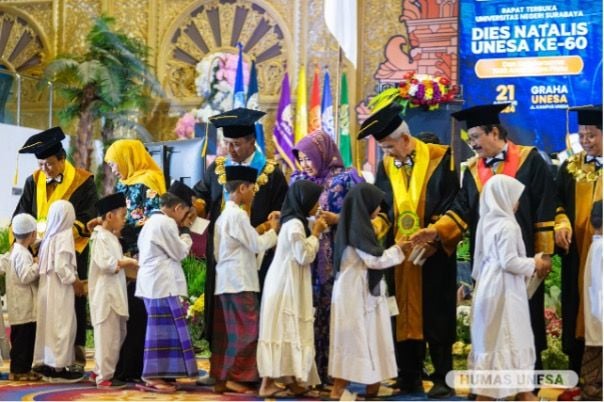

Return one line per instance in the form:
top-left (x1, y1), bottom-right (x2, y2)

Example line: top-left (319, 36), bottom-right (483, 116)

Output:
top-left (68, 363), bottom-right (85, 374)
top-left (44, 368), bottom-right (84, 383)
top-left (397, 378), bottom-right (425, 395)
top-left (32, 365), bottom-right (52, 377)
top-left (427, 381), bottom-right (455, 399)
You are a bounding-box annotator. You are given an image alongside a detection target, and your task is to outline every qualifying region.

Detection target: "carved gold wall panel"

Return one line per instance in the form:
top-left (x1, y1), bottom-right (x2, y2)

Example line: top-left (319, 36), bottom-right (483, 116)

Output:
top-left (157, 0), bottom-right (293, 116)
top-left (0, 0), bottom-right (458, 159)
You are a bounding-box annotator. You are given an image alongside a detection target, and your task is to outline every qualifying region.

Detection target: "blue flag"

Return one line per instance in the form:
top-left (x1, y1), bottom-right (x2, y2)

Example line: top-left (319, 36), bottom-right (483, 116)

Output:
top-left (233, 43), bottom-right (246, 108)
top-left (247, 60), bottom-right (265, 153)
top-left (321, 69), bottom-right (335, 139)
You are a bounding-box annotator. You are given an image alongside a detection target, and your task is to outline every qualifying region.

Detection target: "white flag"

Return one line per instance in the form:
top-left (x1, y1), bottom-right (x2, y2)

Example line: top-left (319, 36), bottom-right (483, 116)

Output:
top-left (324, 0), bottom-right (357, 68)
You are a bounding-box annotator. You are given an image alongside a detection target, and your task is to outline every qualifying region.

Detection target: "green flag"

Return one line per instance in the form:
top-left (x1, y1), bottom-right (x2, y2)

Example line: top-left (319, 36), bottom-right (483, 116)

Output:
top-left (339, 73), bottom-right (352, 167)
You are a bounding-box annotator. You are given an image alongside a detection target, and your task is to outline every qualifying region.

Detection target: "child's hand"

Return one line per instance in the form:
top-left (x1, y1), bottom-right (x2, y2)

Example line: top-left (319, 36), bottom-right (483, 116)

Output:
top-left (268, 211), bottom-right (281, 221)
top-left (396, 239), bottom-right (413, 255)
top-left (312, 217), bottom-right (328, 237)
top-left (86, 217), bottom-right (101, 232)
top-left (534, 252), bottom-right (551, 278)
top-left (318, 211), bottom-right (339, 226)
top-left (73, 279), bottom-right (86, 297)
top-left (118, 257), bottom-right (139, 270)
top-left (268, 215), bottom-right (280, 232)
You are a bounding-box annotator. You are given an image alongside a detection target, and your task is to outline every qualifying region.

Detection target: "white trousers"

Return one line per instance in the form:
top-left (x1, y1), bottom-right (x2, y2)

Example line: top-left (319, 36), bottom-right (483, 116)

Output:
top-left (93, 310), bottom-right (127, 383)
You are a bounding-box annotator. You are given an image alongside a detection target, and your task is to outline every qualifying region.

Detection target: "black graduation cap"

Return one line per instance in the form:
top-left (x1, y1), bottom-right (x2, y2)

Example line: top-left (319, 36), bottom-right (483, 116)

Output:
top-left (569, 105), bottom-right (602, 126)
top-left (225, 165), bottom-right (258, 183)
top-left (96, 192), bottom-right (126, 216)
top-left (19, 127), bottom-right (66, 159)
top-left (209, 108), bottom-right (266, 138)
top-left (357, 103), bottom-right (405, 140)
top-left (168, 180), bottom-right (195, 207)
top-left (451, 103), bottom-right (509, 130)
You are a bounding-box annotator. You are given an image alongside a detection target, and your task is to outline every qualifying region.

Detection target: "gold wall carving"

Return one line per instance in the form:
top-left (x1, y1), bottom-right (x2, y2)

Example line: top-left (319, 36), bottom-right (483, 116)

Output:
top-left (157, 0), bottom-right (292, 114)
top-left (0, 0), bottom-right (458, 160)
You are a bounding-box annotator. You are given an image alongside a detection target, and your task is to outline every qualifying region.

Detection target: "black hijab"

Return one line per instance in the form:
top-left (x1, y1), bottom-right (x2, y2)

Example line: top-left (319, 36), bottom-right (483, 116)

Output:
top-left (280, 180), bottom-right (323, 235)
top-left (334, 183), bottom-right (386, 296)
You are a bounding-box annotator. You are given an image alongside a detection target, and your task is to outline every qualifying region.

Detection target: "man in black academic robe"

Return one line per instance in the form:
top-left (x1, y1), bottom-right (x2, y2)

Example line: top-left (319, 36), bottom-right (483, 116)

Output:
top-left (415, 104), bottom-right (556, 371)
top-left (554, 105), bottom-right (602, 379)
top-left (13, 127), bottom-right (98, 374)
top-left (359, 103), bottom-right (459, 398)
top-left (192, 108), bottom-right (288, 368)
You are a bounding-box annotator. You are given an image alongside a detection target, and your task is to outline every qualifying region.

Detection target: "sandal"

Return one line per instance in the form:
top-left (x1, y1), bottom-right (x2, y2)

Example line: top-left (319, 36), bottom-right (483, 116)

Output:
top-left (9, 372), bottom-right (42, 381)
top-left (135, 381), bottom-right (177, 394)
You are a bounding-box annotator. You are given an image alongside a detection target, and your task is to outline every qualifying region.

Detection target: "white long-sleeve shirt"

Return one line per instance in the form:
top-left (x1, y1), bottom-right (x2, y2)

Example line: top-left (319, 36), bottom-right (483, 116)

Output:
top-left (135, 212), bottom-right (192, 298)
top-left (89, 226), bottom-right (128, 325)
top-left (214, 201), bottom-right (277, 294)
top-left (7, 243), bottom-right (39, 325)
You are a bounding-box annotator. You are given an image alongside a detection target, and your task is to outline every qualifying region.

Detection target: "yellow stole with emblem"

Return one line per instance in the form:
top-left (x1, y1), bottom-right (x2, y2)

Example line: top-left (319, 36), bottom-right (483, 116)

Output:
top-left (384, 140), bottom-right (439, 341)
top-left (35, 161), bottom-right (90, 252)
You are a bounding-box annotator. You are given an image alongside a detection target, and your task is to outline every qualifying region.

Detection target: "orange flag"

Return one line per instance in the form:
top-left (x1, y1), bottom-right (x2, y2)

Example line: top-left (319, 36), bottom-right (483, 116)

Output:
top-left (308, 65), bottom-right (321, 132)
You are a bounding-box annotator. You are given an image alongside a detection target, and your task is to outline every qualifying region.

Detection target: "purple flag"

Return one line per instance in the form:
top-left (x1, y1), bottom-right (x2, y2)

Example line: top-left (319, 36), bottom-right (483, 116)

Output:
top-left (273, 72), bottom-right (295, 170)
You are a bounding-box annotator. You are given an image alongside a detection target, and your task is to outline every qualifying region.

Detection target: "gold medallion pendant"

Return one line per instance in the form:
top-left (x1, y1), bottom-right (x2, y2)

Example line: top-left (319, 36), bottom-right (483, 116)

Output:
top-left (398, 210), bottom-right (420, 237)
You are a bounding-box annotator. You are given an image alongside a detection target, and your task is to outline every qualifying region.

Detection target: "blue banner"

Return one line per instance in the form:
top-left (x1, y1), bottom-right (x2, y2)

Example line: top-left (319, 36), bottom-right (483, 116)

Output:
top-left (459, 0), bottom-right (602, 152)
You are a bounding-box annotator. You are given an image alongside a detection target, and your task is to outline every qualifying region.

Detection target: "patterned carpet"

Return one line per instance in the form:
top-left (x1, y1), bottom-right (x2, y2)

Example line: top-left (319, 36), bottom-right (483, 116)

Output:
top-left (0, 356), bottom-right (564, 401)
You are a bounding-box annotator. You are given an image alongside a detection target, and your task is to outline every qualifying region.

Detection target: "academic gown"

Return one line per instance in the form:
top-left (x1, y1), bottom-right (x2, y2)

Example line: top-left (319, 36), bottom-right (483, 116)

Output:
top-left (13, 163), bottom-right (98, 349)
top-left (433, 143), bottom-right (556, 355)
top-left (193, 156), bottom-right (288, 344)
top-left (555, 152), bottom-right (602, 359)
top-left (374, 143), bottom-right (458, 345)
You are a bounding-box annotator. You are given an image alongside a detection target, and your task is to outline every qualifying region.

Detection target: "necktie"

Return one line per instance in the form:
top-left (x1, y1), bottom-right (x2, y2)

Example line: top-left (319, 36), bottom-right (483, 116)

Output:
top-left (485, 151), bottom-right (506, 168)
top-left (46, 174), bottom-right (63, 184)
top-left (585, 155), bottom-right (602, 170)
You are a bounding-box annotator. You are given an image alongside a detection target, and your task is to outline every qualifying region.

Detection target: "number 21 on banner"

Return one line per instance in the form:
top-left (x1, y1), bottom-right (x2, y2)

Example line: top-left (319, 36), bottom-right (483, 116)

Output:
top-left (496, 84), bottom-right (516, 113)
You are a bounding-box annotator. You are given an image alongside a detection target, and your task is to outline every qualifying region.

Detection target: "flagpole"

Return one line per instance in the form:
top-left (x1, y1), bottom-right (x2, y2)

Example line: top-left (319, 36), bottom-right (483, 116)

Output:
top-left (334, 47), bottom-right (343, 146)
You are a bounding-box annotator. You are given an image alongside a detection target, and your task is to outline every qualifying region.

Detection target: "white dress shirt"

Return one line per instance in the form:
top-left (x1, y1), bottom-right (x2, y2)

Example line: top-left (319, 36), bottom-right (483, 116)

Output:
top-left (214, 201), bottom-right (277, 294)
top-left (7, 243), bottom-right (39, 325)
top-left (135, 212), bottom-right (192, 299)
top-left (89, 226), bottom-right (128, 325)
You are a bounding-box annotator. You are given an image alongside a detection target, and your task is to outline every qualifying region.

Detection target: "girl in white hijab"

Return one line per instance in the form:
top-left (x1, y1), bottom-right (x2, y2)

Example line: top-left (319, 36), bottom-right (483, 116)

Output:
top-left (470, 175), bottom-right (549, 401)
top-left (33, 200), bottom-right (83, 382)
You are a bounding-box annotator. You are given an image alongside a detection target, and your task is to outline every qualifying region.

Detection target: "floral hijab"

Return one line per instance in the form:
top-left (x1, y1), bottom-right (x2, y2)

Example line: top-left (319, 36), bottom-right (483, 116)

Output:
top-left (104, 139), bottom-right (166, 194)
top-left (293, 130), bottom-right (344, 185)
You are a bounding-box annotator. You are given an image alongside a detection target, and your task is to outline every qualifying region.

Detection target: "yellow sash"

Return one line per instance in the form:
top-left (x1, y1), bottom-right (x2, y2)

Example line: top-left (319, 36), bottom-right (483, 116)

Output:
top-left (35, 160), bottom-right (77, 221)
top-left (384, 140), bottom-right (430, 240)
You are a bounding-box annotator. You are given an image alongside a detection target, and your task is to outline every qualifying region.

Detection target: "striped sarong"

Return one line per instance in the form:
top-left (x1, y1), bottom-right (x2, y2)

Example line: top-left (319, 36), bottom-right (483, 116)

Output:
top-left (209, 292), bottom-right (259, 382)
top-left (142, 296), bottom-right (198, 379)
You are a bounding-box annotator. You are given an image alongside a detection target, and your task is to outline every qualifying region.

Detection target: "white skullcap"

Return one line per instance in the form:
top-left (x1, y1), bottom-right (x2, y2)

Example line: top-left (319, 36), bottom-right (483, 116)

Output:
top-left (12, 213), bottom-right (37, 235)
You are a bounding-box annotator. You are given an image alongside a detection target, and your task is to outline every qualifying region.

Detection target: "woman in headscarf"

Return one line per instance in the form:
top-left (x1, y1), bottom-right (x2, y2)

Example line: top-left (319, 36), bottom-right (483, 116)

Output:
top-left (329, 183), bottom-right (406, 399)
top-left (102, 139), bottom-right (167, 383)
top-left (257, 180), bottom-right (328, 397)
top-left (290, 129), bottom-right (363, 383)
top-left (103, 139), bottom-right (166, 254)
top-left (470, 175), bottom-right (549, 401)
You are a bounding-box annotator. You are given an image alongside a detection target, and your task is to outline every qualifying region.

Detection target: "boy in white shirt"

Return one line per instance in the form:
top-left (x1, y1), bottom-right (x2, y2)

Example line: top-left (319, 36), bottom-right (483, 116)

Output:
top-left (209, 165), bottom-right (280, 394)
top-left (7, 213), bottom-right (40, 381)
top-left (89, 192), bottom-right (138, 389)
top-left (135, 181), bottom-right (198, 393)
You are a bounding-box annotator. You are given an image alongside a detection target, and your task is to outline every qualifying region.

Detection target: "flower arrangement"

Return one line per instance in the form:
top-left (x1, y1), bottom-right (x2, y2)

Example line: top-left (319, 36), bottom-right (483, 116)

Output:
top-left (174, 110), bottom-right (197, 139)
top-left (369, 71), bottom-right (459, 113)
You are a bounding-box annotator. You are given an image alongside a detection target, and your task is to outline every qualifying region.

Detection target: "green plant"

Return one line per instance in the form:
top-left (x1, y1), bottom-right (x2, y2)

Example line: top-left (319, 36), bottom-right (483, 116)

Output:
top-left (456, 234), bottom-right (471, 262)
top-left (545, 254), bottom-right (562, 315)
top-left (541, 335), bottom-right (569, 369)
top-left (41, 15), bottom-right (163, 173)
top-left (182, 256), bottom-right (206, 298)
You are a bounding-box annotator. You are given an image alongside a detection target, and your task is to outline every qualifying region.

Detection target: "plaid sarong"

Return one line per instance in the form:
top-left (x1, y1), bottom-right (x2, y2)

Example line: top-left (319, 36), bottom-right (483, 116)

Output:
top-left (209, 292), bottom-right (259, 382)
top-left (142, 296), bottom-right (198, 379)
